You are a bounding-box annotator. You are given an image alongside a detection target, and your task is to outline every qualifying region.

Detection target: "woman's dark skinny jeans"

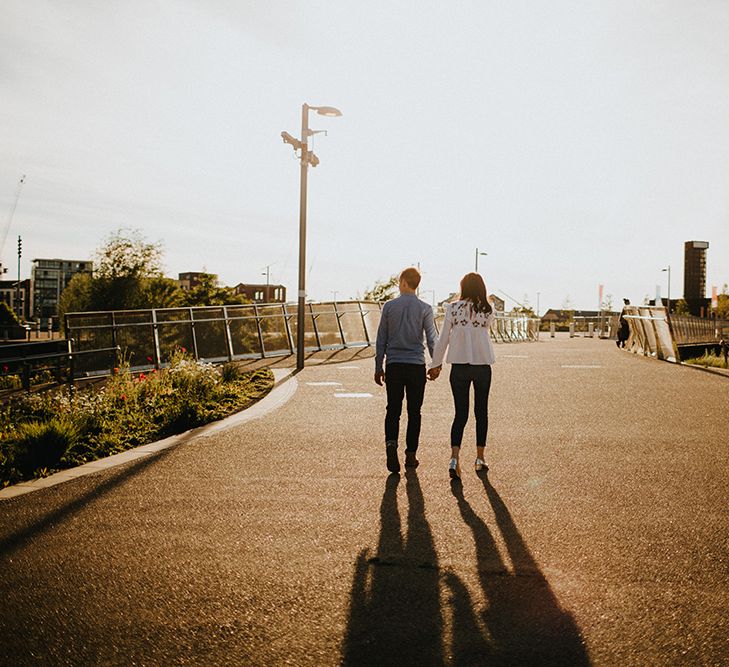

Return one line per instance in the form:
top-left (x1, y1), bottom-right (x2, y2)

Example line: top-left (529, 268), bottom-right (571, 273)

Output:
top-left (449, 363), bottom-right (492, 448)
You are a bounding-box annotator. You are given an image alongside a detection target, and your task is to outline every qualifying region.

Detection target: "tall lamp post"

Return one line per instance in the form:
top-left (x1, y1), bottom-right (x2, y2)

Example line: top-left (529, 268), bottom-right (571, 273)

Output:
top-left (475, 248), bottom-right (487, 272)
top-left (282, 103), bottom-right (342, 370)
top-left (662, 266), bottom-right (671, 313)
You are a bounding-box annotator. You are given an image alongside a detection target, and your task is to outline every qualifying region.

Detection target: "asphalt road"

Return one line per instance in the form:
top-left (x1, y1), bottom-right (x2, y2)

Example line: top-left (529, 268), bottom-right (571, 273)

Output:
top-left (0, 335), bottom-right (727, 666)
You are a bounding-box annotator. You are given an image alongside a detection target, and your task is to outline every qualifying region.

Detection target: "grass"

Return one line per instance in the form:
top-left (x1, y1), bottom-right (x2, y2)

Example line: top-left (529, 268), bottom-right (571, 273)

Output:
top-left (682, 351), bottom-right (729, 370)
top-left (0, 351), bottom-right (273, 487)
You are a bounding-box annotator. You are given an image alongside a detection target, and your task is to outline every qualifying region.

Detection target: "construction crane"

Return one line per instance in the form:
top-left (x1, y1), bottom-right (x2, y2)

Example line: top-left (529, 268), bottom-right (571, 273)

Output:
top-left (1, 174), bottom-right (27, 266)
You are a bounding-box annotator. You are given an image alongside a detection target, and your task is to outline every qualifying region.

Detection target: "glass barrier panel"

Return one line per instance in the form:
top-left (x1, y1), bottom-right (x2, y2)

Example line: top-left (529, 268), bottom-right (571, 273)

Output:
top-left (361, 303), bottom-right (381, 343)
top-left (256, 305), bottom-right (290, 355)
top-left (228, 314), bottom-right (262, 357)
top-left (311, 303), bottom-right (342, 348)
top-left (285, 304), bottom-right (319, 350)
top-left (115, 324), bottom-right (156, 368)
top-left (157, 322), bottom-right (195, 362)
top-left (338, 303), bottom-right (367, 345)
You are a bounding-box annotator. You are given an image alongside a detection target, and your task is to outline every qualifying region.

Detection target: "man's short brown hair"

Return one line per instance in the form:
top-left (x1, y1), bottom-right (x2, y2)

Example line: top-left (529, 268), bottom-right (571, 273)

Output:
top-left (400, 267), bottom-right (421, 290)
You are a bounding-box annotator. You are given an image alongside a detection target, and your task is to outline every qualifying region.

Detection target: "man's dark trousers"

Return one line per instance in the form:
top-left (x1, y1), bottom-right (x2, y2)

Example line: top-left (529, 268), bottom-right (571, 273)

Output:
top-left (385, 362), bottom-right (427, 452)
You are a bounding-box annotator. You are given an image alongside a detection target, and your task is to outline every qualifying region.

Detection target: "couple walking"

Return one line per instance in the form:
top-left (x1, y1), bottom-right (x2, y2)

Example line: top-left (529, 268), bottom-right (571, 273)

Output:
top-left (374, 267), bottom-right (495, 479)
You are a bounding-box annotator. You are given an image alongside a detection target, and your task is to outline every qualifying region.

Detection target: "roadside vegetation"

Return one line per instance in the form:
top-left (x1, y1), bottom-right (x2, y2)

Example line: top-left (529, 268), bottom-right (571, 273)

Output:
top-left (682, 351), bottom-right (729, 370)
top-left (0, 350), bottom-right (273, 487)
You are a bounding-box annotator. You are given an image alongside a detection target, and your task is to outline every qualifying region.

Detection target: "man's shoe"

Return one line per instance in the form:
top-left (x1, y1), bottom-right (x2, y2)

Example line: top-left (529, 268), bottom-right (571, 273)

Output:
top-left (386, 441), bottom-right (400, 473)
top-left (474, 458), bottom-right (489, 473)
top-left (405, 451), bottom-right (419, 468)
top-left (449, 457), bottom-right (461, 480)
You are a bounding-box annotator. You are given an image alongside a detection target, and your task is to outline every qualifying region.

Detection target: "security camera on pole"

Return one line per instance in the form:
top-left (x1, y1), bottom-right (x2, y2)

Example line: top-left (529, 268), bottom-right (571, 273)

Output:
top-left (281, 103), bottom-right (342, 371)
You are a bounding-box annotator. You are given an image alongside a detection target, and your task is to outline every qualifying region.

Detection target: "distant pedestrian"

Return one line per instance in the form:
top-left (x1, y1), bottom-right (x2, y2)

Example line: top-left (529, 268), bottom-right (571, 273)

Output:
top-left (374, 267), bottom-right (437, 473)
top-left (616, 298), bottom-right (630, 348)
top-left (427, 273), bottom-right (495, 479)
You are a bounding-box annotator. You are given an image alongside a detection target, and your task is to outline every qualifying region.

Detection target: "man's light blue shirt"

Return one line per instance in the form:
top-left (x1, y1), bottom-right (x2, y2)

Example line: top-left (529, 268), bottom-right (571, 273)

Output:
top-left (375, 293), bottom-right (437, 373)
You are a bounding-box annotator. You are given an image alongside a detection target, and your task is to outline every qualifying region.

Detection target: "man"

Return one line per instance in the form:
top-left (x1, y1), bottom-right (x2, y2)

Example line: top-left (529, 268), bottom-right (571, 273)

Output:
top-left (374, 267), bottom-right (437, 473)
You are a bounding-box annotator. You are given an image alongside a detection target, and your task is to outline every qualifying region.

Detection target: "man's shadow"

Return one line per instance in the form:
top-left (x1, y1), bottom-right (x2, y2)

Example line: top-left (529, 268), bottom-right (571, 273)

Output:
top-left (447, 475), bottom-right (591, 666)
top-left (342, 471), bottom-right (444, 666)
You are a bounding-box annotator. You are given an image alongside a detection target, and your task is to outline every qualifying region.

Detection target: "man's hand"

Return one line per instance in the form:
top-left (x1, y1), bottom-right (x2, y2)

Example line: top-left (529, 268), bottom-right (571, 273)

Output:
top-left (427, 366), bottom-right (442, 381)
top-left (374, 370), bottom-right (385, 386)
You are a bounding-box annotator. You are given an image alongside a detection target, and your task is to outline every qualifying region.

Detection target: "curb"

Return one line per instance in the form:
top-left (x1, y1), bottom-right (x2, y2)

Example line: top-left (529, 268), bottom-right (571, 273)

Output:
top-left (678, 362), bottom-right (729, 379)
top-left (0, 369), bottom-right (298, 501)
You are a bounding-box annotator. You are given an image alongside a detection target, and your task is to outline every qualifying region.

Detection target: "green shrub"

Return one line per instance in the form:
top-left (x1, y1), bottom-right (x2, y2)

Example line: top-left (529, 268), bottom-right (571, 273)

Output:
top-left (9, 417), bottom-right (79, 476)
top-left (221, 362), bottom-right (242, 383)
top-left (0, 358), bottom-right (273, 486)
top-left (683, 351), bottom-right (728, 369)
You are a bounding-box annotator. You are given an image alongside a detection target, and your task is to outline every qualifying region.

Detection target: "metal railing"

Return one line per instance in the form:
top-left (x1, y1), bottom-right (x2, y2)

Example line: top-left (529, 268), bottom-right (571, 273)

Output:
top-left (0, 346), bottom-right (120, 392)
top-left (63, 301), bottom-right (540, 377)
top-left (669, 315), bottom-right (729, 346)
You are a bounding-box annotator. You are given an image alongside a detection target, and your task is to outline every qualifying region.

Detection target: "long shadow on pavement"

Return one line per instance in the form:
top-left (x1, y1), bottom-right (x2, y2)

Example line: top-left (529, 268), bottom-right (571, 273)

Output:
top-left (342, 470), bottom-right (444, 666)
top-left (448, 476), bottom-right (591, 665)
top-left (0, 448), bottom-right (173, 558)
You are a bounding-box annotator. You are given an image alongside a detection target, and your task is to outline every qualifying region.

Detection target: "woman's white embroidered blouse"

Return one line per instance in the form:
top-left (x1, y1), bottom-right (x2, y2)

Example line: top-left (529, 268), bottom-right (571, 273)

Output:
top-left (430, 300), bottom-right (496, 367)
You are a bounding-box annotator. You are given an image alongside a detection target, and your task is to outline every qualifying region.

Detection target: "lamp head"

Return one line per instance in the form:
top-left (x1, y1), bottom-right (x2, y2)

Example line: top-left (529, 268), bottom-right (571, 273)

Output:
top-left (311, 106), bottom-right (342, 117)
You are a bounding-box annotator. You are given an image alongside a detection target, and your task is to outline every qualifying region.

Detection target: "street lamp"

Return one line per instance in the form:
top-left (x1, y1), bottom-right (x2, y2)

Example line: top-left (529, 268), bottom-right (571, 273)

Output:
top-left (662, 266), bottom-right (671, 314)
top-left (282, 103), bottom-right (342, 371)
top-left (475, 248), bottom-right (487, 272)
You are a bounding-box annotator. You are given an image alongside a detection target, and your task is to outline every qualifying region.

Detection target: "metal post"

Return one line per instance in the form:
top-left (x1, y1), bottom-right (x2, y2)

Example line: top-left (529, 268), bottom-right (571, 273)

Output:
top-left (333, 301), bottom-right (346, 346)
top-left (189, 307), bottom-right (199, 360)
top-left (151, 309), bottom-right (161, 368)
top-left (222, 305), bottom-right (234, 361)
top-left (253, 303), bottom-right (265, 358)
top-left (296, 103), bottom-right (310, 371)
top-left (16, 236), bottom-right (21, 320)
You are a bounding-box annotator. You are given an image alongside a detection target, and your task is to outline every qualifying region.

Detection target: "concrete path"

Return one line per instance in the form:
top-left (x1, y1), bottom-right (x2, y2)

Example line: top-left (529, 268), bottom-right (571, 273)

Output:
top-left (0, 336), bottom-right (726, 666)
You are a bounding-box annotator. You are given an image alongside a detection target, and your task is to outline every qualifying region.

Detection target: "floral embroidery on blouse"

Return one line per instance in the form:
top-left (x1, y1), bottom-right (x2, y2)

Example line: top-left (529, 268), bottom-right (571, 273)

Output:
top-left (450, 302), bottom-right (491, 327)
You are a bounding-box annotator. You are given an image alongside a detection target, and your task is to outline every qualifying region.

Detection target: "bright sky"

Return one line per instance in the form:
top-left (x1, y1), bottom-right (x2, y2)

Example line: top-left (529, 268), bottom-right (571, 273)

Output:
top-left (2, 1), bottom-right (728, 311)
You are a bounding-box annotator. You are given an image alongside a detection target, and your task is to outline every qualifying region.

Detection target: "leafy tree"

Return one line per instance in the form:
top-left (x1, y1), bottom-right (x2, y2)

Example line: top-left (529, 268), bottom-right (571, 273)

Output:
top-left (364, 275), bottom-right (398, 302)
top-left (180, 273), bottom-right (247, 307)
top-left (0, 301), bottom-right (20, 326)
top-left (673, 298), bottom-right (690, 316)
top-left (59, 229), bottom-right (186, 323)
top-left (717, 284), bottom-right (729, 320)
top-left (95, 228), bottom-right (163, 279)
top-left (143, 277), bottom-right (185, 309)
top-left (58, 272), bottom-right (94, 316)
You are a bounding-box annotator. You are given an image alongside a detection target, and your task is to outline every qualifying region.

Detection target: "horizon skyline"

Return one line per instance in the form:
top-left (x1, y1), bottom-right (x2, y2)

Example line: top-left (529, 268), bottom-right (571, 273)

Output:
top-left (2, 2), bottom-right (728, 311)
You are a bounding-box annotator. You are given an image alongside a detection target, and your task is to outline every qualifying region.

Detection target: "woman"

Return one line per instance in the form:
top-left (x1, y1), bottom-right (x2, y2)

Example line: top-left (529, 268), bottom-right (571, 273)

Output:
top-left (428, 273), bottom-right (496, 479)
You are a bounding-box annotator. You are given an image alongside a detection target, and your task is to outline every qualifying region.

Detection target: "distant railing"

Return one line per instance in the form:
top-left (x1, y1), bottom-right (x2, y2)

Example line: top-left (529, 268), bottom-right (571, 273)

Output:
top-left (670, 315), bottom-right (729, 346)
top-left (622, 307), bottom-right (728, 363)
top-left (64, 301), bottom-right (540, 377)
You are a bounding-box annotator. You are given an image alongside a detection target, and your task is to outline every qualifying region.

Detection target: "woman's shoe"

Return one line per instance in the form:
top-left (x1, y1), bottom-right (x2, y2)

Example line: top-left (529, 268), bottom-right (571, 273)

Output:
top-left (474, 458), bottom-right (488, 473)
top-left (449, 458), bottom-right (461, 480)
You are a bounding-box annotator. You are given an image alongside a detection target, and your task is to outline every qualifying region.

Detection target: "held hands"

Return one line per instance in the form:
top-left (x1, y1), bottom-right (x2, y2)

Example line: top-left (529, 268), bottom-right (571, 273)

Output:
top-left (427, 366), bottom-right (442, 381)
top-left (374, 370), bottom-right (386, 386)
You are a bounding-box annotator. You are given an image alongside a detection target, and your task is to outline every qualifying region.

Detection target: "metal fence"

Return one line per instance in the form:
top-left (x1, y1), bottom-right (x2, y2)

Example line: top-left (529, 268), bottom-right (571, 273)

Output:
top-left (64, 301), bottom-right (540, 377)
top-left (669, 315), bottom-right (729, 346)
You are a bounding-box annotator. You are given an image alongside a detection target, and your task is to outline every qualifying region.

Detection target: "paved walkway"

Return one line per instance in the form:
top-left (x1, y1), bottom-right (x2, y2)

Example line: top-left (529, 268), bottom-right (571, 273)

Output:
top-left (0, 336), bottom-right (726, 666)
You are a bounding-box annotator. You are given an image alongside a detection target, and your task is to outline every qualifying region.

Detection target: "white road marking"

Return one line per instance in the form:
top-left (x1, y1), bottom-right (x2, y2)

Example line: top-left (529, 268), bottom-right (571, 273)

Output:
top-left (334, 392), bottom-right (373, 398)
top-left (306, 381), bottom-right (342, 386)
top-left (561, 365), bottom-right (603, 368)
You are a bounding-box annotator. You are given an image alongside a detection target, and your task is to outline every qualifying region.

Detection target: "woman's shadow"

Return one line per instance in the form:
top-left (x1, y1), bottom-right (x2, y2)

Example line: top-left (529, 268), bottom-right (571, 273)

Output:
top-left (341, 471), bottom-right (444, 666)
top-left (447, 475), bottom-right (591, 666)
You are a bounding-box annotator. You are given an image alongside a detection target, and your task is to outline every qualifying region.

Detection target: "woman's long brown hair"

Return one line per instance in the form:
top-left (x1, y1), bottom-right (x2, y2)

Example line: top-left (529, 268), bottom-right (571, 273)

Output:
top-left (459, 272), bottom-right (493, 315)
